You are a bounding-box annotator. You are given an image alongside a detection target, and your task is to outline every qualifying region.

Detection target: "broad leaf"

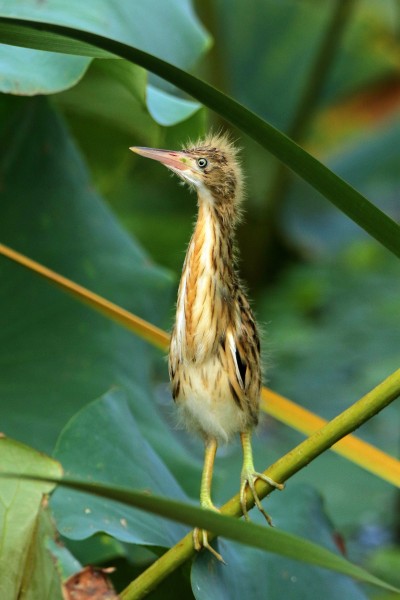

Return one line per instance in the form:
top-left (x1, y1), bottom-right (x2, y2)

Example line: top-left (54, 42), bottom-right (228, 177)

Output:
top-left (0, 437), bottom-right (63, 600)
top-left (51, 390), bottom-right (188, 547)
top-left (0, 43), bottom-right (89, 95)
top-left (0, 0), bottom-right (209, 92)
top-left (0, 97), bottom-right (177, 463)
top-left (0, 0), bottom-right (209, 68)
top-left (147, 85), bottom-right (201, 126)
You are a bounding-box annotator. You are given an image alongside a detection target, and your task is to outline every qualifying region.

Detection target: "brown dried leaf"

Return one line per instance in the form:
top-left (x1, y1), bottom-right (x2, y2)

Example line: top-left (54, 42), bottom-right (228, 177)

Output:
top-left (62, 566), bottom-right (118, 600)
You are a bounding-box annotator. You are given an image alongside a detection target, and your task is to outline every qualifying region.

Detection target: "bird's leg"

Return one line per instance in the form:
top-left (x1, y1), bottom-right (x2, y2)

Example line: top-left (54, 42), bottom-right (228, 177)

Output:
top-left (240, 431), bottom-right (284, 525)
top-left (193, 437), bottom-right (225, 563)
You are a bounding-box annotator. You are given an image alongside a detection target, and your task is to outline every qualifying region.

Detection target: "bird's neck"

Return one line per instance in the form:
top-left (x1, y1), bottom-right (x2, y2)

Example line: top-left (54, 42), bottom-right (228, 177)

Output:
top-left (175, 191), bottom-right (237, 363)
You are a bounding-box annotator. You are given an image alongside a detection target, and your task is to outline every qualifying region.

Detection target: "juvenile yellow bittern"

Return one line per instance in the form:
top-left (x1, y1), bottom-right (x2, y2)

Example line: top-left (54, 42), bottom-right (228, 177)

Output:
top-left (130, 133), bottom-right (283, 562)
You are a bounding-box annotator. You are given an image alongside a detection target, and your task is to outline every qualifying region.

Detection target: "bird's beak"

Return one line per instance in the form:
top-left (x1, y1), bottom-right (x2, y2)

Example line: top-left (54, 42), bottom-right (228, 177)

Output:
top-left (130, 146), bottom-right (189, 171)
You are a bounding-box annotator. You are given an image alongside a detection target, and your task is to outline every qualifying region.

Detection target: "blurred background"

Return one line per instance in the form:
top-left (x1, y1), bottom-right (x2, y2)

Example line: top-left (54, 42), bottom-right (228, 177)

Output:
top-left (0, 0), bottom-right (399, 596)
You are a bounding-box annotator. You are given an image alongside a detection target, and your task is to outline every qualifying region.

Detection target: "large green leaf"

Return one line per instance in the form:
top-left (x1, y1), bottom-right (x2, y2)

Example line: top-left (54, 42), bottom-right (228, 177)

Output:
top-left (0, 0), bottom-right (209, 93)
top-left (0, 1), bottom-right (207, 130)
top-left (0, 437), bottom-right (63, 600)
top-left (54, 59), bottom-right (159, 186)
top-left (147, 84), bottom-right (201, 127)
top-left (0, 19), bottom-right (398, 260)
top-left (0, 43), bottom-right (90, 94)
top-left (0, 97), bottom-right (180, 465)
top-left (51, 390), bottom-right (188, 547)
top-left (0, 0), bottom-right (209, 68)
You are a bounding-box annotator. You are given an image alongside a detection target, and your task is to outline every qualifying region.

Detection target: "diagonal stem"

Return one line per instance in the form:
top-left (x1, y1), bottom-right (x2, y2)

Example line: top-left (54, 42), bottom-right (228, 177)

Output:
top-left (0, 242), bottom-right (168, 351)
top-left (120, 367), bottom-right (400, 600)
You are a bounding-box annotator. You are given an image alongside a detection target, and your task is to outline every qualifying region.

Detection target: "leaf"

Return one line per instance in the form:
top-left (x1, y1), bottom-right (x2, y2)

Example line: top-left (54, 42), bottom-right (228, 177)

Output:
top-left (7, 474), bottom-right (398, 593)
top-left (0, 43), bottom-right (90, 95)
top-left (0, 0), bottom-right (210, 95)
top-left (21, 508), bottom-right (66, 600)
top-left (63, 566), bottom-right (118, 600)
top-left (0, 0), bottom-right (210, 67)
top-left (54, 58), bottom-right (158, 185)
top-left (0, 18), bottom-right (399, 260)
top-left (56, 59), bottom-right (151, 136)
top-left (51, 390), bottom-right (188, 548)
top-left (0, 97), bottom-right (176, 462)
top-left (47, 538), bottom-right (82, 581)
top-left (147, 84), bottom-right (201, 126)
top-left (0, 437), bottom-right (63, 600)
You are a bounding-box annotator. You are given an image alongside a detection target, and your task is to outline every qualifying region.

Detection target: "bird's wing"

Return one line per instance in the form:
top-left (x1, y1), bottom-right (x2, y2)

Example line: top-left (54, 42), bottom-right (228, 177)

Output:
top-left (222, 290), bottom-right (261, 423)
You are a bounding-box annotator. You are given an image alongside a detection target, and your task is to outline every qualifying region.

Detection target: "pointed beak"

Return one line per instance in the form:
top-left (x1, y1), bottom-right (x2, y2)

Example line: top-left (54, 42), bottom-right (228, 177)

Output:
top-left (130, 146), bottom-right (189, 171)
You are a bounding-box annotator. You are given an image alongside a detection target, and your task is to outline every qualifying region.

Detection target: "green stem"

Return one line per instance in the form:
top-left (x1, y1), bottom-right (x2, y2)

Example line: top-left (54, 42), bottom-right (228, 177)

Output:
top-left (120, 368), bottom-right (400, 599)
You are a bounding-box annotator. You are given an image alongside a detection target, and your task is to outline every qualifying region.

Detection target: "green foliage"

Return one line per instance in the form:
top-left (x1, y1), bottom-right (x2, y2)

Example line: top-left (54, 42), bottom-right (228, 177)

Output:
top-left (0, 438), bottom-right (64, 599)
top-left (0, 99), bottom-right (174, 456)
top-left (257, 245), bottom-right (400, 534)
top-left (0, 1), bottom-right (399, 599)
top-left (52, 390), bottom-right (188, 547)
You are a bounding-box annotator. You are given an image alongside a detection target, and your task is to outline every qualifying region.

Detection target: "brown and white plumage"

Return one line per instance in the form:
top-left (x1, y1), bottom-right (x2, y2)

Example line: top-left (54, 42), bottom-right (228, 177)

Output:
top-left (130, 133), bottom-right (282, 562)
top-left (169, 135), bottom-right (260, 442)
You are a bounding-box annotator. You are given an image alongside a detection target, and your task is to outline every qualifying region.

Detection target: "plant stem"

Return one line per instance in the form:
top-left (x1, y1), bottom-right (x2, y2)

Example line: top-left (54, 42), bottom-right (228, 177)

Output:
top-left (120, 368), bottom-right (400, 599)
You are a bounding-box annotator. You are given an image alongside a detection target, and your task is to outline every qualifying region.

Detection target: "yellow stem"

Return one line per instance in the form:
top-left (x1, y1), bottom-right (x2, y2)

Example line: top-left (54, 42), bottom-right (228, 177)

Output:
top-left (262, 387), bottom-right (400, 487)
top-left (0, 242), bottom-right (168, 351)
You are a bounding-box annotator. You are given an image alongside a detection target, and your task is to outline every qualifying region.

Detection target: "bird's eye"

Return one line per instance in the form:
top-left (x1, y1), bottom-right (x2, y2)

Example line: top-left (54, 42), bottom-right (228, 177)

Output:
top-left (197, 158), bottom-right (208, 169)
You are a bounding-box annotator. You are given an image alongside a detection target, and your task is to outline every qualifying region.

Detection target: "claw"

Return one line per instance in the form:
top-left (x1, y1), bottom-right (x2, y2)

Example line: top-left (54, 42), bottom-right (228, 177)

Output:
top-left (240, 431), bottom-right (284, 524)
top-left (193, 527), bottom-right (226, 564)
top-left (240, 471), bottom-right (283, 525)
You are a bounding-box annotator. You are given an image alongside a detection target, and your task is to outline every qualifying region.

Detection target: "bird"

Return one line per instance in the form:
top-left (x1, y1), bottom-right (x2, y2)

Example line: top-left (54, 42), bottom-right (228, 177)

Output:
top-left (130, 133), bottom-right (283, 562)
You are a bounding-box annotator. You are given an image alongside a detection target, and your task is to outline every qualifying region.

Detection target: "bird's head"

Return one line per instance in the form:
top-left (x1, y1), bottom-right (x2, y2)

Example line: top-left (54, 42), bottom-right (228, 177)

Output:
top-left (130, 133), bottom-right (243, 209)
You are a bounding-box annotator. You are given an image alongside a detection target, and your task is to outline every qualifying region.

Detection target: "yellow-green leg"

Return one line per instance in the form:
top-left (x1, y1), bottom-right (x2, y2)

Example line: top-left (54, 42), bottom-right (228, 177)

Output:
top-left (193, 437), bottom-right (225, 563)
top-left (240, 431), bottom-right (284, 524)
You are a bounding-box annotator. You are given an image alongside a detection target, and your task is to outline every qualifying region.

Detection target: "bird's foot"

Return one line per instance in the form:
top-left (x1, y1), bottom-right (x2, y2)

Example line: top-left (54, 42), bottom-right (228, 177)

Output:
top-left (193, 526), bottom-right (226, 564)
top-left (240, 469), bottom-right (284, 525)
top-left (193, 501), bottom-right (226, 564)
